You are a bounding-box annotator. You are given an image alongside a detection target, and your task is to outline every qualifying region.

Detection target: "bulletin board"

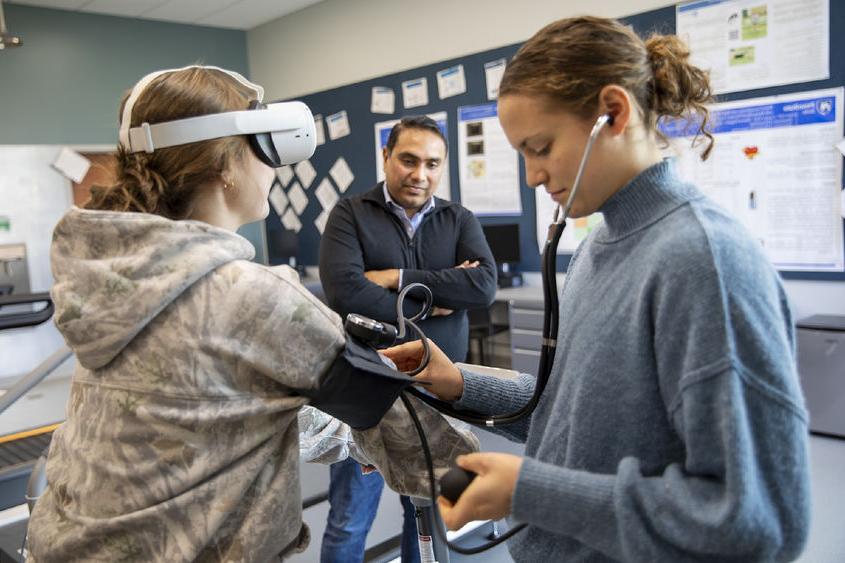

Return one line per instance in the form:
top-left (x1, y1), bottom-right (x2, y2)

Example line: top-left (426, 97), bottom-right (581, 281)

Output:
top-left (265, 2), bottom-right (845, 281)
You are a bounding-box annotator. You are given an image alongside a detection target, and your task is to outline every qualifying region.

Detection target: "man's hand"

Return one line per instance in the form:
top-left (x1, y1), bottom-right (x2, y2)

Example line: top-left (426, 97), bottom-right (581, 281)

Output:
top-left (437, 453), bottom-right (523, 530)
top-left (364, 268), bottom-right (400, 289)
top-left (381, 339), bottom-right (464, 401)
top-left (428, 260), bottom-right (477, 315)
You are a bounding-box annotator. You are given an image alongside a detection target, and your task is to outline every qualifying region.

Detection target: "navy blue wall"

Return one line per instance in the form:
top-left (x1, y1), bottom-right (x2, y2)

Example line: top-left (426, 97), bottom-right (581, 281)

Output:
top-left (273, 4), bottom-right (845, 281)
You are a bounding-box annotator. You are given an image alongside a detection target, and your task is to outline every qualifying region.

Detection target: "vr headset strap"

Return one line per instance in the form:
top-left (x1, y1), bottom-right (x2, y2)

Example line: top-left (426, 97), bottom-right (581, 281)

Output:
top-left (118, 65), bottom-right (263, 149)
top-left (125, 105), bottom-right (307, 154)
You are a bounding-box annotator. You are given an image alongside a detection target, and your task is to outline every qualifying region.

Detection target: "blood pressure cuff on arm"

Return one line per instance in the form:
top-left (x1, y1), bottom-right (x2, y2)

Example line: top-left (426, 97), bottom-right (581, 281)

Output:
top-left (302, 335), bottom-right (416, 430)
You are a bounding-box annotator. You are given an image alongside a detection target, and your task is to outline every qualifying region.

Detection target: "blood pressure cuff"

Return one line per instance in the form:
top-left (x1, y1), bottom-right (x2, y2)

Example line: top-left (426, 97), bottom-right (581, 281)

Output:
top-left (302, 335), bottom-right (416, 430)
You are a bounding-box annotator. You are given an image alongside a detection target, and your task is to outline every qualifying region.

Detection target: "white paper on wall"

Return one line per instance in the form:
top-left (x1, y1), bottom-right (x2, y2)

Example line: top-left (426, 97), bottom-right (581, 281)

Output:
top-left (327, 110), bottom-right (351, 140)
top-left (436, 65), bottom-right (467, 99)
top-left (371, 86), bottom-right (396, 114)
top-left (330, 157), bottom-right (355, 193)
top-left (268, 184), bottom-right (288, 216)
top-left (282, 208), bottom-right (302, 232)
top-left (276, 166), bottom-right (294, 187)
top-left (316, 178), bottom-right (339, 211)
top-left (315, 209), bottom-right (329, 234)
top-left (314, 114), bottom-right (326, 146)
top-left (402, 77), bottom-right (429, 109)
top-left (52, 148), bottom-right (91, 183)
top-left (294, 159), bottom-right (317, 189)
top-left (288, 181), bottom-right (309, 215)
top-left (484, 58), bottom-right (506, 100)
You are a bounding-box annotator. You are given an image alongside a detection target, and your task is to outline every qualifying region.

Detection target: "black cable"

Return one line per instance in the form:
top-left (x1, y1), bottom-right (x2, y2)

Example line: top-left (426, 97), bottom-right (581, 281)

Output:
top-left (397, 116), bottom-right (614, 428)
top-left (394, 282), bottom-right (432, 333)
top-left (401, 318), bottom-right (430, 377)
top-left (404, 219), bottom-right (566, 427)
top-left (399, 392), bottom-right (526, 555)
top-left (392, 283), bottom-right (432, 377)
top-left (386, 116), bottom-right (613, 554)
top-left (380, 212), bottom-right (563, 555)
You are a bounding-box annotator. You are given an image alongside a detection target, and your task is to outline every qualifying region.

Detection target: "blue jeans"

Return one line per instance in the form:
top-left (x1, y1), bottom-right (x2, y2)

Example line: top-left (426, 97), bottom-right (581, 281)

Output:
top-left (321, 457), bottom-right (420, 563)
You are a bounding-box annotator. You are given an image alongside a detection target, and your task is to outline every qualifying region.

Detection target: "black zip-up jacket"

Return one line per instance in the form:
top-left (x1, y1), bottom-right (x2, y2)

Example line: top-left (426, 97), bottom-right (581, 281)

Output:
top-left (319, 183), bottom-right (497, 361)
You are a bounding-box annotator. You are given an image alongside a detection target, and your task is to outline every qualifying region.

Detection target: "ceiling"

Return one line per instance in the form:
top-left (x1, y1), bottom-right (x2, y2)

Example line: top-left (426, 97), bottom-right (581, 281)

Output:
top-left (7, 0), bottom-right (326, 30)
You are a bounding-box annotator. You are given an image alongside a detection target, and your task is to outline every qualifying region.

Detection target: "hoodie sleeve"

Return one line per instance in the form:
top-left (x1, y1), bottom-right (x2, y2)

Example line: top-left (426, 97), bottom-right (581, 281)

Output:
top-left (229, 263), bottom-right (480, 486)
top-left (298, 405), bottom-right (374, 465)
top-left (351, 394), bottom-right (480, 498)
top-left (227, 263), bottom-right (347, 392)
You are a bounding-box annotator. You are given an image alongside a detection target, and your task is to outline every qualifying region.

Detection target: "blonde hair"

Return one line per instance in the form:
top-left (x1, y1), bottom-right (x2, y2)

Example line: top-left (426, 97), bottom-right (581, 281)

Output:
top-left (500, 16), bottom-right (714, 159)
top-left (87, 67), bottom-right (255, 218)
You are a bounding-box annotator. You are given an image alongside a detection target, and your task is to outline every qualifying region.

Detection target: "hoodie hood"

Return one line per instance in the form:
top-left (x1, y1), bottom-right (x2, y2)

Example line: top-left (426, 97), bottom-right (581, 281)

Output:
top-left (50, 207), bottom-right (255, 370)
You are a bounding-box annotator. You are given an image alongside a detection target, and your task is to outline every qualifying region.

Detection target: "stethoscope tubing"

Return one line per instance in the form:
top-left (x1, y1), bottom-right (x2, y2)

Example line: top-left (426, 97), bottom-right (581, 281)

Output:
top-left (409, 114), bottom-right (613, 426)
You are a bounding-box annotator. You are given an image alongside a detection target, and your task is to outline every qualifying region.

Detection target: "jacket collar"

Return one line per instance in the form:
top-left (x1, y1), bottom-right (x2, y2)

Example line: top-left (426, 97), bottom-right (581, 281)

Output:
top-left (362, 182), bottom-right (457, 213)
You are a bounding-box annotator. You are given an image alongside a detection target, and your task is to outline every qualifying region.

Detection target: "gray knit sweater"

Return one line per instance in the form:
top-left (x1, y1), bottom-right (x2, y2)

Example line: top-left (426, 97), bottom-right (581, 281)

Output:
top-left (457, 159), bottom-right (811, 562)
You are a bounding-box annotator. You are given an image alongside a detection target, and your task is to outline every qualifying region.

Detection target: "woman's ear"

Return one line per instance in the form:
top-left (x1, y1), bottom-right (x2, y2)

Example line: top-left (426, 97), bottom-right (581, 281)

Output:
top-left (219, 168), bottom-right (236, 192)
top-left (597, 85), bottom-right (634, 136)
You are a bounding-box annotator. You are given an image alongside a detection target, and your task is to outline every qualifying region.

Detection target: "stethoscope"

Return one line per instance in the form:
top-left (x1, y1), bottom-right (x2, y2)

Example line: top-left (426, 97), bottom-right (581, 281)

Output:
top-left (345, 113), bottom-right (614, 555)
top-left (347, 114), bottom-right (613, 555)
top-left (407, 113), bottom-right (615, 428)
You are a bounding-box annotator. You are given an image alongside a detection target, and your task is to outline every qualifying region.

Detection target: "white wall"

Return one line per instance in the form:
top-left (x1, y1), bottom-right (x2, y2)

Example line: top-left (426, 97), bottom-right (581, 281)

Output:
top-left (248, 0), bottom-right (676, 100)
top-left (247, 0), bottom-right (845, 319)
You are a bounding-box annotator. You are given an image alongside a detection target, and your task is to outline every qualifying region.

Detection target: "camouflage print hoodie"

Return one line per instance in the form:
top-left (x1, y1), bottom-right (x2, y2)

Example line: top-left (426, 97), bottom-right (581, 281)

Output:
top-left (27, 208), bottom-right (478, 563)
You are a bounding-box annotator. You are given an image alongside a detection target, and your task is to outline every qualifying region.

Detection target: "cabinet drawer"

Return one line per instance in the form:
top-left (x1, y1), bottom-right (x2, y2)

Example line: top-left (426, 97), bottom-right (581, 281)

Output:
top-left (510, 308), bottom-right (544, 331)
top-left (508, 297), bottom-right (544, 311)
top-left (510, 328), bottom-right (542, 351)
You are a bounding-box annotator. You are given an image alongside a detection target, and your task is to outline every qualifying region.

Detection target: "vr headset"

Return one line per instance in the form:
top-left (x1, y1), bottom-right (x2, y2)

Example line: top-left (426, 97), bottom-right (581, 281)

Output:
top-left (118, 65), bottom-right (316, 167)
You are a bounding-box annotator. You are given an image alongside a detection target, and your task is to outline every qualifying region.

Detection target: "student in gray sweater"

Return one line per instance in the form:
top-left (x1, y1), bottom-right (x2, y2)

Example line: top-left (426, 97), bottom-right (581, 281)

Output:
top-left (384, 16), bottom-right (811, 563)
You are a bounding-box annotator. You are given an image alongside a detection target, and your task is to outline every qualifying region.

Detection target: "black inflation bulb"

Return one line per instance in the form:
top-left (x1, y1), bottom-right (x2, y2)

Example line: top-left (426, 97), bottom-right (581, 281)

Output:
top-left (439, 467), bottom-right (477, 504)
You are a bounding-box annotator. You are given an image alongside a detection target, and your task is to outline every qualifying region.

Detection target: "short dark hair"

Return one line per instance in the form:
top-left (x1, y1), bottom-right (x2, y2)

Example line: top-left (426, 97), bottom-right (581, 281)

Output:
top-left (385, 115), bottom-right (448, 155)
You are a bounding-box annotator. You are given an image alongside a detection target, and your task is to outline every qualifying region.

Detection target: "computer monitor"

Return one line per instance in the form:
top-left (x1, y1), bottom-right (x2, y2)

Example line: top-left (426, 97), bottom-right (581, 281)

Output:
top-left (482, 224), bottom-right (521, 265)
top-left (267, 228), bottom-right (299, 266)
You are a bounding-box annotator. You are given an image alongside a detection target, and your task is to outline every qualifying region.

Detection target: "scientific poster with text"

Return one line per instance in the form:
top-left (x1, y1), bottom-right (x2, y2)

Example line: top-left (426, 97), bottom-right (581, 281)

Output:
top-left (534, 188), bottom-right (604, 255)
top-left (676, 0), bottom-right (829, 95)
top-left (663, 87), bottom-right (844, 272)
top-left (457, 103), bottom-right (521, 215)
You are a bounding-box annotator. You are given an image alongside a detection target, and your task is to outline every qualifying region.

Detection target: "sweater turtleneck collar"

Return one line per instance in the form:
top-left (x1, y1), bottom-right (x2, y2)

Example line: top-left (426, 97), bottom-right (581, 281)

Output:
top-left (595, 158), bottom-right (703, 243)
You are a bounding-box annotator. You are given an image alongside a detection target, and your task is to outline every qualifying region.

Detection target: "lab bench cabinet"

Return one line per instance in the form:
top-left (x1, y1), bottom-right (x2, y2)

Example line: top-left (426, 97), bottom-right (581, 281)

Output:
top-left (796, 315), bottom-right (845, 438)
top-left (508, 297), bottom-right (544, 376)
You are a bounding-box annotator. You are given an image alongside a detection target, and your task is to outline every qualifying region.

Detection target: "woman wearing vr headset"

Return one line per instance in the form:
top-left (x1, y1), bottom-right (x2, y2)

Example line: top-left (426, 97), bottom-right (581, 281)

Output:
top-left (385, 16), bottom-right (811, 562)
top-left (26, 66), bottom-right (478, 562)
